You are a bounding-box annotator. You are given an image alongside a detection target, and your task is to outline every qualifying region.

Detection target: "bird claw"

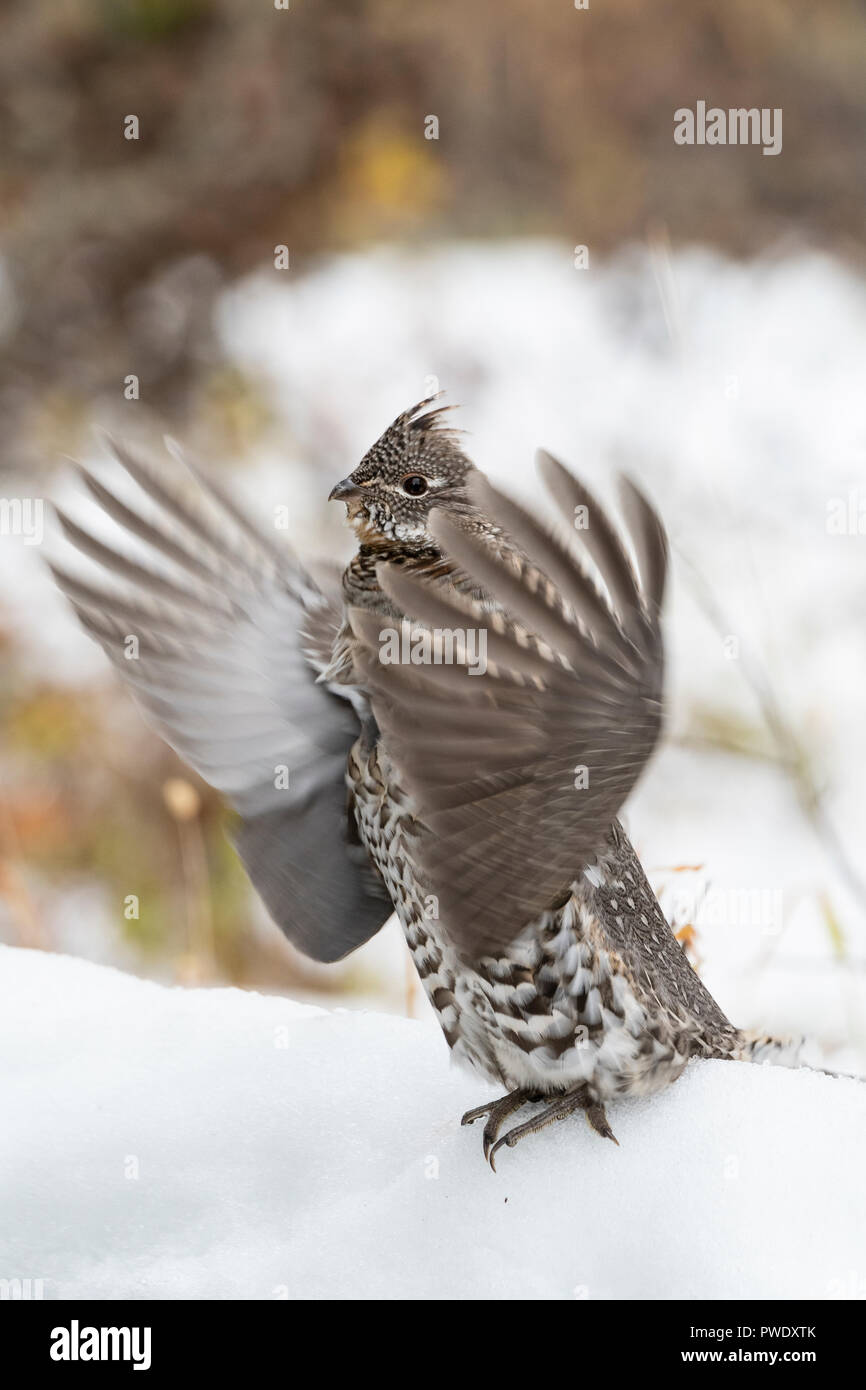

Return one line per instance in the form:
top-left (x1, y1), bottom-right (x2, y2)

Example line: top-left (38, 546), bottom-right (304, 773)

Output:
top-left (460, 1099), bottom-right (498, 1126)
top-left (463, 1085), bottom-right (619, 1169)
top-left (585, 1102), bottom-right (619, 1145)
top-left (460, 1089), bottom-right (529, 1167)
top-left (487, 1124), bottom-right (527, 1172)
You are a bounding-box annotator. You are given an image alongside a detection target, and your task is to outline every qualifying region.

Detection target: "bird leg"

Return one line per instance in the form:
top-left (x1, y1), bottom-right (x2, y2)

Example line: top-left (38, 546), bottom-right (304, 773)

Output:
top-left (482, 1085), bottom-right (619, 1171)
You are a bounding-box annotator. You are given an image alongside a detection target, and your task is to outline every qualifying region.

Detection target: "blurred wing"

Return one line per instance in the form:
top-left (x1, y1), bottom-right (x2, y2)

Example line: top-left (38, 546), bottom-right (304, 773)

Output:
top-left (350, 453), bottom-right (667, 959)
top-left (50, 436), bottom-right (391, 963)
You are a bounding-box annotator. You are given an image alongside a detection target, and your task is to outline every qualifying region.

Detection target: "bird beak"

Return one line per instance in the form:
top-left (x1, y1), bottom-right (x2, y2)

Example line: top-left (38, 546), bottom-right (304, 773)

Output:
top-left (328, 477), bottom-right (362, 503)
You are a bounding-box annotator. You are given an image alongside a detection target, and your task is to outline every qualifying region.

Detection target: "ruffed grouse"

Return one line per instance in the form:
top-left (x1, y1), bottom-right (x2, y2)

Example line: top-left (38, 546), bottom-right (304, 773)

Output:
top-left (52, 397), bottom-right (799, 1168)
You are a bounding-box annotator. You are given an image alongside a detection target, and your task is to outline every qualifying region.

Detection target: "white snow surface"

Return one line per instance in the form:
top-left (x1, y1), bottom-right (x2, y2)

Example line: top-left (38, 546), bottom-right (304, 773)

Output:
top-left (3, 944), bottom-right (864, 1301)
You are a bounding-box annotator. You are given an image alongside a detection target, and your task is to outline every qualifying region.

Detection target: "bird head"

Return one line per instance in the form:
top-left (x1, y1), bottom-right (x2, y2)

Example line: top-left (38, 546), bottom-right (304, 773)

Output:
top-left (329, 397), bottom-right (476, 549)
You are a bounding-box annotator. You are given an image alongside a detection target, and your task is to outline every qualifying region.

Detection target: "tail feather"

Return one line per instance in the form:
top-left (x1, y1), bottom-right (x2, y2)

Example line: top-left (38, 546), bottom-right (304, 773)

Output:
top-left (700, 1027), bottom-right (862, 1081)
top-left (698, 1027), bottom-right (804, 1069)
top-left (732, 1030), bottom-right (805, 1068)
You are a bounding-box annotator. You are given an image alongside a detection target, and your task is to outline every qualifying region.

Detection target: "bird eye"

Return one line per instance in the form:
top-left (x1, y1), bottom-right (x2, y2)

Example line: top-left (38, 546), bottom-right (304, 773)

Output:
top-left (401, 474), bottom-right (428, 496)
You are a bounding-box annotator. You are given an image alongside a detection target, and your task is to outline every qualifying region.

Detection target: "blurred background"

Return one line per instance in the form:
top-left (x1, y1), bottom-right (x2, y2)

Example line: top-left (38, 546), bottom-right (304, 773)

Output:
top-left (1, 0), bottom-right (865, 1072)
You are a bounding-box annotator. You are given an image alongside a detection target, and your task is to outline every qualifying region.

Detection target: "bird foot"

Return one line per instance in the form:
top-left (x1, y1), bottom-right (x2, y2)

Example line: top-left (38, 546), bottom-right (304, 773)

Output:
top-left (462, 1085), bottom-right (618, 1170)
top-left (461, 1088), bottom-right (537, 1166)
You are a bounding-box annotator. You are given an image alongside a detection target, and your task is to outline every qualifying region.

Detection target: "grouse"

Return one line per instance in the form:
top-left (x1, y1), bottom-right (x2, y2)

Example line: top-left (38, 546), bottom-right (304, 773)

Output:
top-left (51, 397), bottom-right (800, 1168)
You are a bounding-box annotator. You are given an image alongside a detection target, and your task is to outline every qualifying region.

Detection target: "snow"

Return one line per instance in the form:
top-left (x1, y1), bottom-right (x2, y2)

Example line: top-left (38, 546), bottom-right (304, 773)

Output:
top-left (3, 944), bottom-right (864, 1300)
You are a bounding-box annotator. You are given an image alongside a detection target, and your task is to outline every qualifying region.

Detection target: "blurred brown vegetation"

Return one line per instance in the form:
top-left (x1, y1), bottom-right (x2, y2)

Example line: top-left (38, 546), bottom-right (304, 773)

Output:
top-left (1, 0), bottom-right (865, 468)
top-left (0, 665), bottom-right (309, 985)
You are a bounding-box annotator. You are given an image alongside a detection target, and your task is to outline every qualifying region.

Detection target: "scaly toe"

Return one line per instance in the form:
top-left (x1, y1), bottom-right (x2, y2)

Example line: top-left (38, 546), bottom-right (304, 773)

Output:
top-left (585, 1103), bottom-right (619, 1145)
top-left (461, 1100), bottom-right (495, 1127)
top-left (480, 1090), bottom-right (532, 1160)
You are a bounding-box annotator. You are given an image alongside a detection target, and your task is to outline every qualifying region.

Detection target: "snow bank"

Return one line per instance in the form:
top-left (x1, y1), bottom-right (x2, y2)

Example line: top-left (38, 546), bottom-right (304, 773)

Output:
top-left (3, 944), bottom-right (864, 1300)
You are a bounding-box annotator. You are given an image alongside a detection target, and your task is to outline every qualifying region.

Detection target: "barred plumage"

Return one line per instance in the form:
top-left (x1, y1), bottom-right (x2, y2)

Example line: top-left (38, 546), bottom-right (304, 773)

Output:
top-left (51, 396), bottom-right (802, 1168)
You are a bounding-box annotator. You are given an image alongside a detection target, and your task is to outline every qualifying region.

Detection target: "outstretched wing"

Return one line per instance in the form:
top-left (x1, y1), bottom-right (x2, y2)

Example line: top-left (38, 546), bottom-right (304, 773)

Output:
top-left (350, 451), bottom-right (667, 960)
top-left (50, 436), bottom-right (391, 963)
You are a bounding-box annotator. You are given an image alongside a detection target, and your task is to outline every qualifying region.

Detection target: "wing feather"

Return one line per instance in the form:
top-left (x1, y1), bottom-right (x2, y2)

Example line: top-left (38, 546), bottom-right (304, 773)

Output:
top-left (51, 436), bottom-right (391, 962)
top-left (354, 456), bottom-right (667, 958)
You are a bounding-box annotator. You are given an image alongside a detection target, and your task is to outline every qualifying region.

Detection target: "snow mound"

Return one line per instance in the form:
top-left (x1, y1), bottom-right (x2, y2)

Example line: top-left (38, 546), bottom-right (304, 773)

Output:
top-left (2, 944), bottom-right (864, 1300)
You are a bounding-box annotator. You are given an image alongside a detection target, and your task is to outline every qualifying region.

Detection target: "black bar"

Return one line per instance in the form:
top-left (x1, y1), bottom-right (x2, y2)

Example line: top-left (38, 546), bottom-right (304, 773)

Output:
top-left (2, 1300), bottom-right (858, 1376)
